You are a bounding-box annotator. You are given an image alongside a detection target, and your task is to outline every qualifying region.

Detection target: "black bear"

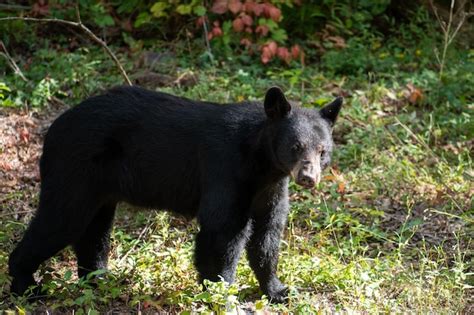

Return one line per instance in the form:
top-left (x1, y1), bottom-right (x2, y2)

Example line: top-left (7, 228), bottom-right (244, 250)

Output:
top-left (9, 86), bottom-right (342, 302)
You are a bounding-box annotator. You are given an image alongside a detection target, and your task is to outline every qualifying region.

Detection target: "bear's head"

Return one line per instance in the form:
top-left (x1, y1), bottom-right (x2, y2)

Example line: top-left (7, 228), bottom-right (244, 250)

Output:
top-left (263, 86), bottom-right (342, 188)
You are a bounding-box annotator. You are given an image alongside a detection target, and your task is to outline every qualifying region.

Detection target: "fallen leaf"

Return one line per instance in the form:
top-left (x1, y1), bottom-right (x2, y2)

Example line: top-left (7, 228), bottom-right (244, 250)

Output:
top-left (337, 181), bottom-right (345, 194)
top-left (406, 83), bottom-right (423, 104)
top-left (0, 179), bottom-right (17, 187)
top-left (19, 127), bottom-right (30, 143)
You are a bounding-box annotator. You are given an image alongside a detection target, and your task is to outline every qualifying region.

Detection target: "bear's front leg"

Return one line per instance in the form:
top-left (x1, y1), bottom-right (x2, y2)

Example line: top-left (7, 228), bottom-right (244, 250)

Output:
top-left (247, 188), bottom-right (290, 303)
top-left (195, 225), bottom-right (250, 284)
top-left (194, 188), bottom-right (251, 285)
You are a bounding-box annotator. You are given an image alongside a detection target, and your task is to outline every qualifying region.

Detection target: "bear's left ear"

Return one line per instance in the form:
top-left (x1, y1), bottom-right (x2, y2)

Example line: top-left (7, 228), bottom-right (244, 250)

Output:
top-left (320, 97), bottom-right (343, 126)
top-left (264, 86), bottom-right (291, 120)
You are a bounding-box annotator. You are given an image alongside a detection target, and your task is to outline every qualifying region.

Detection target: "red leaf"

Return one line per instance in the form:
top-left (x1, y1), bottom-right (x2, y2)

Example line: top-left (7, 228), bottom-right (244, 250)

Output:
top-left (32, 0), bottom-right (49, 16)
top-left (232, 18), bottom-right (244, 32)
top-left (212, 26), bottom-right (223, 37)
top-left (241, 13), bottom-right (253, 26)
top-left (244, 1), bottom-right (255, 13)
top-left (245, 26), bottom-right (253, 33)
top-left (261, 47), bottom-right (272, 64)
top-left (268, 6), bottom-right (281, 22)
top-left (211, 0), bottom-right (228, 14)
top-left (196, 16), bottom-right (207, 27)
top-left (255, 25), bottom-right (269, 36)
top-left (291, 44), bottom-right (301, 59)
top-left (277, 47), bottom-right (291, 64)
top-left (253, 3), bottom-right (264, 16)
top-left (229, 0), bottom-right (242, 14)
top-left (267, 41), bottom-right (277, 55)
top-left (262, 3), bottom-right (272, 17)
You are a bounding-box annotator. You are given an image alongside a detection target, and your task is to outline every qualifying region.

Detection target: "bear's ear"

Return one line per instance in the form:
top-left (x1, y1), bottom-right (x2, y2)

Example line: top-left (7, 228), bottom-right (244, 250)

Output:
top-left (264, 86), bottom-right (291, 120)
top-left (320, 96), bottom-right (343, 126)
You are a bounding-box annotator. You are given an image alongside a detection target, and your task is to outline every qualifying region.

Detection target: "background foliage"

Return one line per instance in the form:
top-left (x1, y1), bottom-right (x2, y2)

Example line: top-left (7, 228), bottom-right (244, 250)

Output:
top-left (0, 0), bottom-right (473, 313)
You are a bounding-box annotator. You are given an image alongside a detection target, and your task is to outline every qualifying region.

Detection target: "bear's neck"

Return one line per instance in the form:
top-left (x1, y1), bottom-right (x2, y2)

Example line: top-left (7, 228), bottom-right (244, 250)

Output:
top-left (242, 126), bottom-right (289, 190)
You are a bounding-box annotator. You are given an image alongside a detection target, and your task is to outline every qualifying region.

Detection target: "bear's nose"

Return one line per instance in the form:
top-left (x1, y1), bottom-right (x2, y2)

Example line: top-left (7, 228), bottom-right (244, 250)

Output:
top-left (297, 175), bottom-right (316, 188)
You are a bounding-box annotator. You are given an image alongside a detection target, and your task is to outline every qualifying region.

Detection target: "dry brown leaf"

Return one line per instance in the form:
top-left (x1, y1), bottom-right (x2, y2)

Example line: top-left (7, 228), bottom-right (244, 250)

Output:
top-left (327, 36), bottom-right (347, 49)
top-left (337, 181), bottom-right (346, 194)
top-left (406, 83), bottom-right (423, 104)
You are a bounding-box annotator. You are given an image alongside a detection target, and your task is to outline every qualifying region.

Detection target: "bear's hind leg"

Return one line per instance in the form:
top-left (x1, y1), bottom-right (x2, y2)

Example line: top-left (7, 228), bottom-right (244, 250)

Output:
top-left (73, 203), bottom-right (116, 279)
top-left (8, 195), bottom-right (99, 296)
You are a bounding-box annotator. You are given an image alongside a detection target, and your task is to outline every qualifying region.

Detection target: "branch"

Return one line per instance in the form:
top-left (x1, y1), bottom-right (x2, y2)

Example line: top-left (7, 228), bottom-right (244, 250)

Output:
top-left (0, 41), bottom-right (28, 81)
top-left (0, 4), bottom-right (31, 11)
top-left (201, 16), bottom-right (213, 60)
top-left (430, 0), bottom-right (448, 33)
top-left (0, 16), bottom-right (133, 86)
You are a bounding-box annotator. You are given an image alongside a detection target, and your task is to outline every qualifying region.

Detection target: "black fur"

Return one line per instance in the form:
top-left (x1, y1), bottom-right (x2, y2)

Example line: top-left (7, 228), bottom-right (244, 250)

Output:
top-left (9, 86), bottom-right (342, 303)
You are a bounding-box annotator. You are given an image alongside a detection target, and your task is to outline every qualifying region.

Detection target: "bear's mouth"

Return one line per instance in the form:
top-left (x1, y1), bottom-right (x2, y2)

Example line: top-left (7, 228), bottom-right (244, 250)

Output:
top-left (291, 165), bottom-right (321, 189)
top-left (296, 181), bottom-right (314, 189)
top-left (295, 176), bottom-right (319, 189)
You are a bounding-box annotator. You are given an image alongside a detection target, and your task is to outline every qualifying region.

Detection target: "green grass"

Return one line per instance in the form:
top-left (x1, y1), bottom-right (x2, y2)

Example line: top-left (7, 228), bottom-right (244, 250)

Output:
top-left (0, 30), bottom-right (472, 313)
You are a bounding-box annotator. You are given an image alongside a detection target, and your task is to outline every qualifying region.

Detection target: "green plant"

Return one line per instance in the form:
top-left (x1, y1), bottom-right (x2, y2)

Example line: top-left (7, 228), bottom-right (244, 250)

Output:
top-left (281, 0), bottom-right (391, 38)
top-left (0, 82), bottom-right (15, 107)
top-left (193, 280), bottom-right (240, 313)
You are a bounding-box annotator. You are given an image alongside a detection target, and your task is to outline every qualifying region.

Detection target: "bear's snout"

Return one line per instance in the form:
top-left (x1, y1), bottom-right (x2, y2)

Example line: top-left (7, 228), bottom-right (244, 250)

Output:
top-left (295, 160), bottom-right (321, 188)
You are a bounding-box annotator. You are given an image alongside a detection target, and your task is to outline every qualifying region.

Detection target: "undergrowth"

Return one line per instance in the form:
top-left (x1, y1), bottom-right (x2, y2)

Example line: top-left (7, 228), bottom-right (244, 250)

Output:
top-left (0, 7), bottom-right (472, 313)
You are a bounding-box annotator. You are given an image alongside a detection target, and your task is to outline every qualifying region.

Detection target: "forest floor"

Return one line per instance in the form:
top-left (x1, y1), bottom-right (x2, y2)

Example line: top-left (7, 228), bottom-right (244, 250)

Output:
top-left (0, 37), bottom-right (473, 313)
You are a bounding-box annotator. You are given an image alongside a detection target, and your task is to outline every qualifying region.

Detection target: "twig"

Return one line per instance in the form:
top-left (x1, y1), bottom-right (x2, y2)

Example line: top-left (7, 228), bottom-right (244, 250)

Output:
top-left (201, 16), bottom-right (213, 60)
top-left (75, 2), bottom-right (82, 25)
top-left (0, 41), bottom-right (28, 81)
top-left (427, 208), bottom-right (473, 223)
top-left (0, 16), bottom-right (133, 86)
top-left (0, 4), bottom-right (31, 11)
top-left (117, 222), bottom-right (153, 265)
top-left (429, 0), bottom-right (473, 79)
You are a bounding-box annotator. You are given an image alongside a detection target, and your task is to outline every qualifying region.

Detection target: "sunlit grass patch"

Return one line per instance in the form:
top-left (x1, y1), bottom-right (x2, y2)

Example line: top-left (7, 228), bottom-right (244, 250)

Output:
top-left (0, 39), bottom-right (472, 313)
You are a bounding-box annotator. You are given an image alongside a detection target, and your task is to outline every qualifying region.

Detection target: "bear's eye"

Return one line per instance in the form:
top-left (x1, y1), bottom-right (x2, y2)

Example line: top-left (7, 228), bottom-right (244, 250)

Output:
top-left (292, 142), bottom-right (304, 153)
top-left (316, 144), bottom-right (325, 155)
